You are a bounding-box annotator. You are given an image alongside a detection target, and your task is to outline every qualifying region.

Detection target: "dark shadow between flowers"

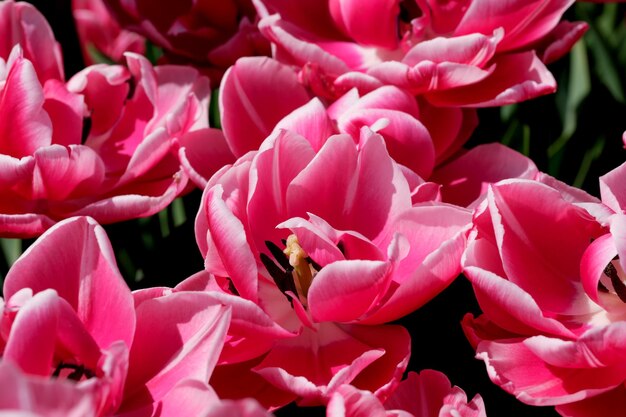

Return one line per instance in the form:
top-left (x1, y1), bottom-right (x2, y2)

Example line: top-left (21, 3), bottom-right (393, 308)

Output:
top-left (396, 275), bottom-right (560, 417)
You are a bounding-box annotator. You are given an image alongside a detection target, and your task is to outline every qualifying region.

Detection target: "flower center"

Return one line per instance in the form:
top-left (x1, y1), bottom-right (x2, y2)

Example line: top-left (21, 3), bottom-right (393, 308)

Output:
top-left (600, 257), bottom-right (626, 303)
top-left (283, 235), bottom-right (315, 298)
top-left (399, 0), bottom-right (421, 25)
top-left (52, 362), bottom-right (95, 382)
top-left (260, 235), bottom-right (321, 305)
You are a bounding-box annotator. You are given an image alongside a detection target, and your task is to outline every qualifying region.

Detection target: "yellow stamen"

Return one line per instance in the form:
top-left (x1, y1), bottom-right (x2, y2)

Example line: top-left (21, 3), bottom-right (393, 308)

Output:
top-left (283, 234), bottom-right (314, 298)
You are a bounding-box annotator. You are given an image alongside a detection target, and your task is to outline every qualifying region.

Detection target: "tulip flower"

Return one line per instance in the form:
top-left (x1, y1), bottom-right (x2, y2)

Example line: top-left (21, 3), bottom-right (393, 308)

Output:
top-left (195, 125), bottom-right (472, 406)
top-left (102, 0), bottom-right (271, 82)
top-left (0, 1), bottom-right (233, 237)
top-left (212, 56), bottom-right (538, 210)
top-left (327, 370), bottom-right (487, 417)
top-left (0, 216), bottom-right (240, 416)
top-left (0, 360), bottom-right (98, 417)
top-left (217, 56), bottom-right (474, 174)
top-left (462, 163), bottom-right (626, 416)
top-left (255, 0), bottom-right (587, 107)
top-left (72, 0), bottom-right (146, 65)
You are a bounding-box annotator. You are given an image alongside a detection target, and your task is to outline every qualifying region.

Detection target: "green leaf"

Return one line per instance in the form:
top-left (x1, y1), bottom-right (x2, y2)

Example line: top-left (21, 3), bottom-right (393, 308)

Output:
top-left (116, 248), bottom-right (137, 283)
top-left (521, 124), bottom-right (531, 157)
top-left (134, 268), bottom-right (145, 283)
top-left (0, 238), bottom-right (21, 266)
top-left (158, 208), bottom-right (170, 238)
top-left (586, 26), bottom-right (625, 103)
top-left (549, 40), bottom-right (591, 158)
top-left (145, 41), bottom-right (164, 65)
top-left (172, 198), bottom-right (187, 227)
top-left (500, 119), bottom-right (520, 147)
top-left (573, 137), bottom-right (606, 188)
top-left (210, 88), bottom-right (221, 129)
top-left (500, 104), bottom-right (518, 123)
top-left (596, 3), bottom-right (618, 41)
top-left (86, 44), bottom-right (115, 65)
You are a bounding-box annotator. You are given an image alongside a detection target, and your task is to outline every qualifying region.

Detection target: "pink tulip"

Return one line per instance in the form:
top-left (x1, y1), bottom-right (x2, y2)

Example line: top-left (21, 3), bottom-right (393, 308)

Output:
top-left (101, 0), bottom-right (271, 83)
top-left (0, 49), bottom-right (175, 237)
top-left (0, 1), bottom-right (64, 83)
top-left (461, 164), bottom-right (626, 416)
top-left (217, 56), bottom-right (477, 175)
top-left (115, 379), bottom-right (275, 417)
top-left (327, 370), bottom-right (487, 417)
top-left (66, 52), bottom-right (234, 210)
top-left (195, 126), bottom-right (473, 406)
top-left (0, 2), bottom-right (234, 237)
top-left (216, 56), bottom-right (537, 208)
top-left (131, 271), bottom-right (298, 410)
top-left (118, 290), bottom-right (232, 415)
top-left (431, 143), bottom-right (540, 208)
top-left (173, 271), bottom-right (296, 367)
top-left (256, 0), bottom-right (586, 106)
top-left (0, 216), bottom-right (250, 417)
top-left (2, 217), bottom-right (137, 415)
top-left (218, 57), bottom-right (435, 175)
top-left (0, 361), bottom-right (98, 417)
top-left (72, 0), bottom-right (146, 65)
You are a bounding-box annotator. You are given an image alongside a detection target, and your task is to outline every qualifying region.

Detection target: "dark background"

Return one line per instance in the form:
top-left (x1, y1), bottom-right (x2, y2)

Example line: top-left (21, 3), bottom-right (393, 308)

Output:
top-left (5, 1), bottom-right (626, 416)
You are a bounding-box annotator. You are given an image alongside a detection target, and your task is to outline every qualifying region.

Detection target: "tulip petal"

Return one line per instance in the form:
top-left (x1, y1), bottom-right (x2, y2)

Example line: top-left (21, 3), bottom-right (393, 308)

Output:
top-left (3, 289), bottom-right (59, 376)
top-left (0, 52), bottom-right (52, 158)
top-left (403, 32), bottom-right (499, 67)
top-left (488, 180), bottom-right (601, 315)
top-left (345, 323), bottom-right (410, 400)
top-left (366, 205), bottom-right (471, 324)
top-left (278, 216), bottom-right (345, 267)
top-left (70, 170), bottom-right (188, 224)
top-left (204, 185), bottom-right (259, 302)
top-left (455, 0), bottom-right (574, 52)
top-left (328, 0), bottom-right (400, 49)
top-left (210, 358), bottom-right (296, 410)
top-left (178, 128), bottom-right (235, 189)
top-left (249, 129), bottom-right (317, 248)
top-left (327, 385), bottom-right (387, 417)
top-left (425, 51), bottom-right (556, 107)
top-left (42, 79), bottom-right (85, 147)
top-left (0, 212), bottom-right (55, 238)
top-left (308, 260), bottom-right (392, 323)
top-left (0, 361), bottom-right (97, 416)
top-left (463, 238), bottom-right (576, 338)
top-left (220, 57), bottom-right (310, 156)
top-left (475, 338), bottom-right (622, 405)
top-left (556, 385), bottom-right (626, 417)
top-left (539, 21), bottom-right (588, 64)
top-left (274, 98), bottom-right (336, 153)
top-left (123, 292), bottom-right (231, 408)
top-left (0, 2), bottom-right (64, 82)
top-left (31, 144), bottom-right (105, 201)
top-left (339, 108), bottom-right (435, 178)
top-left (600, 160), bottom-right (626, 214)
top-left (580, 233), bottom-right (618, 305)
top-left (4, 216), bottom-right (135, 349)
top-left (176, 275), bottom-right (295, 364)
top-left (524, 323), bottom-right (626, 369)
top-left (253, 322), bottom-right (385, 404)
top-left (431, 143), bottom-right (538, 207)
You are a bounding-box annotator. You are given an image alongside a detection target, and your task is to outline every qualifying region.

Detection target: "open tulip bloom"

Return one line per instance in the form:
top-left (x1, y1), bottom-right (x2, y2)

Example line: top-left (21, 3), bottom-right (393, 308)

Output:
top-left (254, 0), bottom-right (587, 106)
top-left (0, 0), bottom-right (233, 238)
top-left (4, 1), bottom-right (626, 417)
top-left (194, 125), bottom-right (472, 406)
top-left (462, 163), bottom-right (626, 417)
top-left (0, 216), bottom-right (278, 416)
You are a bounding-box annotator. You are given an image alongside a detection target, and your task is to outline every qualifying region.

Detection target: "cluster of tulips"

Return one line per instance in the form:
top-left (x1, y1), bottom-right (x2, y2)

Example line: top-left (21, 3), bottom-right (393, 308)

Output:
top-left (1, 0), bottom-right (626, 416)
